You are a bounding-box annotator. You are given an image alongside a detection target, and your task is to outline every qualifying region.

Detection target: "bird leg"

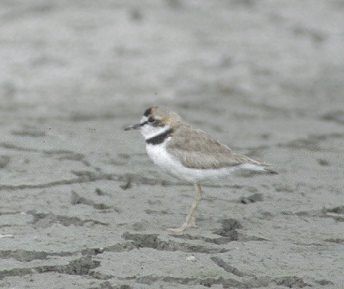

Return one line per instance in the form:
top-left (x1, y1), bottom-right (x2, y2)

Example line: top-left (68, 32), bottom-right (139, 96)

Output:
top-left (167, 183), bottom-right (202, 235)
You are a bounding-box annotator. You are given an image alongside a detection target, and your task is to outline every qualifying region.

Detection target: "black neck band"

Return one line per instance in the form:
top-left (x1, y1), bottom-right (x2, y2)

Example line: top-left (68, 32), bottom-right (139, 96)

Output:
top-left (146, 128), bottom-right (173, 145)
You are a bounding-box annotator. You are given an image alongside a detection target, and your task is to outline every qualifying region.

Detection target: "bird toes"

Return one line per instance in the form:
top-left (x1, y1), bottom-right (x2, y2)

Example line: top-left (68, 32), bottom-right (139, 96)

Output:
top-left (167, 223), bottom-right (188, 235)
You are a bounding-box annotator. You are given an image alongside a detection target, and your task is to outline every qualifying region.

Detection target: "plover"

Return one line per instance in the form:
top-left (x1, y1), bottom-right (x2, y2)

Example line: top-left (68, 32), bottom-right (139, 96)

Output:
top-left (124, 106), bottom-right (277, 234)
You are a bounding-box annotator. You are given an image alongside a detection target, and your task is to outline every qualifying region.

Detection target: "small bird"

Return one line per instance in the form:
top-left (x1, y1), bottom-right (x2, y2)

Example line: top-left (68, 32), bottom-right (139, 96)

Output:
top-left (124, 106), bottom-right (277, 234)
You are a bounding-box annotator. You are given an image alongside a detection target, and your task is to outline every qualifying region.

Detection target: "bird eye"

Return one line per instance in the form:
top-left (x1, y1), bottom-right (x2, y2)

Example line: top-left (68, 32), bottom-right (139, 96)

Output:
top-left (148, 117), bottom-right (155, 122)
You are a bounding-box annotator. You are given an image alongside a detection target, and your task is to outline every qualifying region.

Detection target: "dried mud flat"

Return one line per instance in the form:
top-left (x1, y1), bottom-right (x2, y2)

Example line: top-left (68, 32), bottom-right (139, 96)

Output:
top-left (0, 0), bottom-right (344, 288)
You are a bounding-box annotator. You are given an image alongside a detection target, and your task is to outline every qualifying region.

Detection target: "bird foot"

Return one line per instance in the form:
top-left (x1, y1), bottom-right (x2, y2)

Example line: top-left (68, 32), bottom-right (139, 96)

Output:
top-left (167, 227), bottom-right (185, 235)
top-left (189, 216), bottom-right (198, 228)
top-left (167, 219), bottom-right (197, 235)
top-left (167, 222), bottom-right (190, 235)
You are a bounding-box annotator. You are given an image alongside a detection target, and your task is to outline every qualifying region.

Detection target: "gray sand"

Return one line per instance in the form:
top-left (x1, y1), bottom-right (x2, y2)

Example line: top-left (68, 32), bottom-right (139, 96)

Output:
top-left (0, 0), bottom-right (344, 288)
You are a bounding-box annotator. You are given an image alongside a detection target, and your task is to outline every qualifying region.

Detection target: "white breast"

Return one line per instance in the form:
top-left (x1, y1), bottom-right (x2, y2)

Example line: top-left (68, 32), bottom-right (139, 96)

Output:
top-left (146, 139), bottom-right (180, 176)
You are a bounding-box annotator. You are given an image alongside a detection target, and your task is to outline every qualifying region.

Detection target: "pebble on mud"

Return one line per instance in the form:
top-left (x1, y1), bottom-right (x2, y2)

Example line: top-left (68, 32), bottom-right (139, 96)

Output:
top-left (186, 255), bottom-right (197, 262)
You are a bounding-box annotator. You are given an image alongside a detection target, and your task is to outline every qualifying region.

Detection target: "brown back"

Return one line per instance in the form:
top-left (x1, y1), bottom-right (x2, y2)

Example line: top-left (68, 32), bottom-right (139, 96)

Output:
top-left (167, 123), bottom-right (263, 169)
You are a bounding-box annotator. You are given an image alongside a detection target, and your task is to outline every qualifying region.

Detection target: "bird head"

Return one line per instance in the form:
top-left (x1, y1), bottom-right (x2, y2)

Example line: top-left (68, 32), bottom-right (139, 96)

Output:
top-left (124, 106), bottom-right (181, 140)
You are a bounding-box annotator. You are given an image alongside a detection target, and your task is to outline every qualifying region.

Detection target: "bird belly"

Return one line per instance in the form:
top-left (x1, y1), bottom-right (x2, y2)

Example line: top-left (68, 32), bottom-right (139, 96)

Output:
top-left (146, 142), bottom-right (235, 183)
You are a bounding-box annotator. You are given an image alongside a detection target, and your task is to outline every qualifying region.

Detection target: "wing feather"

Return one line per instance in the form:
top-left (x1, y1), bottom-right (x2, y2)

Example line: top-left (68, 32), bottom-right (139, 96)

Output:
top-left (167, 125), bottom-right (263, 169)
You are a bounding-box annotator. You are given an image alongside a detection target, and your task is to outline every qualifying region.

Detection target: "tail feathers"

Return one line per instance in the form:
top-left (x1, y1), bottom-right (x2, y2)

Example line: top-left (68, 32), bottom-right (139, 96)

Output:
top-left (243, 156), bottom-right (278, 175)
top-left (263, 167), bottom-right (278, 175)
top-left (239, 163), bottom-right (278, 175)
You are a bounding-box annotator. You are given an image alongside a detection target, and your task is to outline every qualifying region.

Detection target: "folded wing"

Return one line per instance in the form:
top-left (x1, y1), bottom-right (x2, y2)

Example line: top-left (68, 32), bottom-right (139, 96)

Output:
top-left (167, 125), bottom-right (265, 170)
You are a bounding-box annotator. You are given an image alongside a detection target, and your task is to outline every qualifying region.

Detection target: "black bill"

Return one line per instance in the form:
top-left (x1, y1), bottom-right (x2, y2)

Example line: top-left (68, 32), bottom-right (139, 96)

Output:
top-left (123, 121), bottom-right (147, 131)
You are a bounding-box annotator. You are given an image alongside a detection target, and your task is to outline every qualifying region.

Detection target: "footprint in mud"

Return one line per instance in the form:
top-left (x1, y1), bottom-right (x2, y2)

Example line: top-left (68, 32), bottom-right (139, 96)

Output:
top-left (212, 218), bottom-right (268, 242)
top-left (213, 218), bottom-right (242, 238)
top-left (0, 155), bottom-right (10, 169)
top-left (322, 206), bottom-right (344, 222)
top-left (322, 110), bottom-right (344, 125)
top-left (71, 191), bottom-right (113, 211)
top-left (239, 193), bottom-right (263, 204)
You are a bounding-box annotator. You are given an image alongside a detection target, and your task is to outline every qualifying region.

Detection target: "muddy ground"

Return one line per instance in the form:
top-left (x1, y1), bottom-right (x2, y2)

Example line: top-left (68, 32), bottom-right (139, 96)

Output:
top-left (0, 0), bottom-right (344, 288)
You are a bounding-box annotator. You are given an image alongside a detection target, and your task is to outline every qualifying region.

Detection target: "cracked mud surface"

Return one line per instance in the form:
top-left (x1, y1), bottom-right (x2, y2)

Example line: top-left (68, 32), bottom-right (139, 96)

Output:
top-left (0, 0), bottom-right (344, 288)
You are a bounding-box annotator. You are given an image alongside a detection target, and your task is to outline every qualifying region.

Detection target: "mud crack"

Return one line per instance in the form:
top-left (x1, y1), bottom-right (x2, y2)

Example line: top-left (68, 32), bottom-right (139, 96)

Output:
top-left (132, 275), bottom-right (244, 288)
top-left (210, 257), bottom-right (246, 277)
top-left (28, 210), bottom-right (108, 227)
top-left (122, 232), bottom-right (228, 253)
top-left (0, 249), bottom-right (74, 262)
top-left (128, 274), bottom-right (311, 288)
top-left (0, 256), bottom-right (102, 280)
